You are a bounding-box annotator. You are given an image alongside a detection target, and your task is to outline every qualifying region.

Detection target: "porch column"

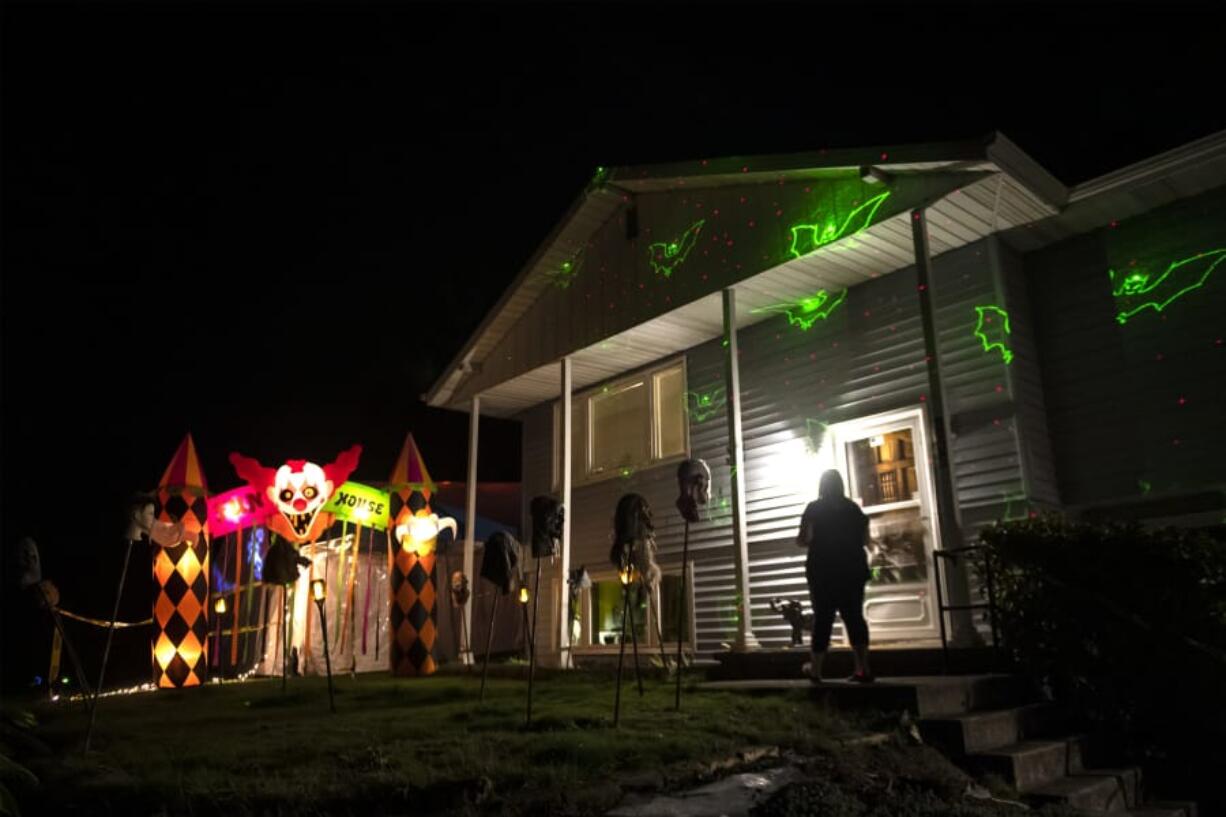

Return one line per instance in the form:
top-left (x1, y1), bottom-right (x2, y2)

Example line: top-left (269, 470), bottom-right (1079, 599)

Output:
top-left (557, 356), bottom-right (573, 667)
top-left (722, 288), bottom-right (759, 650)
top-left (462, 396), bottom-right (479, 664)
top-left (911, 208), bottom-right (976, 646)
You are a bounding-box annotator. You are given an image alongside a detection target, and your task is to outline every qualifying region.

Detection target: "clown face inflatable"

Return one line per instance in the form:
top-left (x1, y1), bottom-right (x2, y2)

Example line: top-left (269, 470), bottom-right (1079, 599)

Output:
top-left (228, 446), bottom-right (361, 544)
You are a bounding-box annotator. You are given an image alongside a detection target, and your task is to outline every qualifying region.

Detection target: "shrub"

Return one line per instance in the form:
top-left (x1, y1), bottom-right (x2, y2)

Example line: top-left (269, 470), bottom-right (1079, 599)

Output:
top-left (974, 516), bottom-right (1226, 809)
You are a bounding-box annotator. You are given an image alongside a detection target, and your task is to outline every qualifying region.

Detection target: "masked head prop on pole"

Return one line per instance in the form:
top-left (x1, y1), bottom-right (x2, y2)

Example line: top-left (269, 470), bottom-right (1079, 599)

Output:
top-left (611, 493), bottom-right (659, 587)
top-left (529, 497), bottom-right (564, 559)
top-left (387, 435), bottom-right (455, 677)
top-left (151, 434), bottom-right (211, 688)
top-left (675, 459), bottom-right (712, 524)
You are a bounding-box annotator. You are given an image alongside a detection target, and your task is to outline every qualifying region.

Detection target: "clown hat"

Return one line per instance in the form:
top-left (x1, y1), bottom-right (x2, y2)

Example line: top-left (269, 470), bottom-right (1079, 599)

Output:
top-left (388, 433), bottom-right (436, 494)
top-left (159, 433), bottom-right (209, 495)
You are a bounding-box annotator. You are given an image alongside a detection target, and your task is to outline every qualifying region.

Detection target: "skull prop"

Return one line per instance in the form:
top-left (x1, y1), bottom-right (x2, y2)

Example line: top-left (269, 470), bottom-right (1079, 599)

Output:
top-left (529, 496), bottom-right (564, 559)
top-left (675, 458), bottom-right (712, 523)
top-left (450, 570), bottom-right (471, 607)
top-left (229, 445), bottom-right (361, 544)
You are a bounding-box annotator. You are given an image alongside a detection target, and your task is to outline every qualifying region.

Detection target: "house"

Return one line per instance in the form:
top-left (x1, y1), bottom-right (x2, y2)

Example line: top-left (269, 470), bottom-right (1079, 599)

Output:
top-left (425, 132), bottom-right (1226, 663)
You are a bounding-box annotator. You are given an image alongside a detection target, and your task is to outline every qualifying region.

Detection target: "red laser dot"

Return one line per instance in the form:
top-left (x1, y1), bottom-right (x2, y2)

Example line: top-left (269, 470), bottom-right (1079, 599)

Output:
top-left (1109, 220), bottom-right (1118, 228)
top-left (741, 166), bottom-right (748, 173)
top-left (739, 196), bottom-right (747, 204)
top-left (726, 240), bottom-right (734, 247)
top-left (917, 284), bottom-right (927, 291)
top-left (713, 209), bottom-right (719, 216)
top-left (1173, 438), bottom-right (1181, 446)
top-left (1156, 353), bottom-right (1164, 361)
top-left (919, 394), bottom-right (927, 402)
top-left (747, 220), bottom-right (755, 228)
top-left (1177, 396), bottom-right (1187, 405)
top-left (880, 152), bottom-right (888, 160)
top-left (775, 209), bottom-right (783, 217)
top-left (863, 310), bottom-right (871, 318)
top-left (809, 352), bottom-right (816, 361)
top-left (995, 384), bottom-right (1004, 393)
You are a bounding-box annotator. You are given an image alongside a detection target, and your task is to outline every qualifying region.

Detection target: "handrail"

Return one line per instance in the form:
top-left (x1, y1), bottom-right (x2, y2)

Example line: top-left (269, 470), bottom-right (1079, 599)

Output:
top-left (932, 546), bottom-right (1000, 673)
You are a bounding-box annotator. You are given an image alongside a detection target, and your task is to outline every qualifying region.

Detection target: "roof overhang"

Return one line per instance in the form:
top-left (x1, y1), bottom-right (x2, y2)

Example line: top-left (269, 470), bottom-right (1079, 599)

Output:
top-left (426, 132), bottom-right (1077, 416)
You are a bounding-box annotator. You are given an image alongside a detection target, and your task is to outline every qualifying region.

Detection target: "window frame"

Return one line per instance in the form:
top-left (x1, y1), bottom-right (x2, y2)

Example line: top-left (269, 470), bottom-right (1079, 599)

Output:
top-left (552, 357), bottom-right (688, 489)
top-left (571, 563), bottom-right (694, 653)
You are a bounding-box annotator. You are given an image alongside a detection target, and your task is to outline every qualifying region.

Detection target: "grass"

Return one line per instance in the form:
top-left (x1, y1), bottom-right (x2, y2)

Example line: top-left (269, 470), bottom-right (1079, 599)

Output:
top-left (14, 667), bottom-right (863, 816)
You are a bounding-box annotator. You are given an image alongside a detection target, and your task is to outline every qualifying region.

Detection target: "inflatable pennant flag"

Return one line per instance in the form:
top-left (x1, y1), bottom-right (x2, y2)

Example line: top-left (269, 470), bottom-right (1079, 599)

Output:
top-left (207, 485), bottom-right (273, 538)
top-left (388, 434), bottom-right (455, 677)
top-left (151, 433), bottom-right (211, 688)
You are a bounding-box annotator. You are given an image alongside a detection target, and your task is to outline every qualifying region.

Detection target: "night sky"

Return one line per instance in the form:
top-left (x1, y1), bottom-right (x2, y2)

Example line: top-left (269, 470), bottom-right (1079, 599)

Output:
top-left (3, 4), bottom-right (1225, 681)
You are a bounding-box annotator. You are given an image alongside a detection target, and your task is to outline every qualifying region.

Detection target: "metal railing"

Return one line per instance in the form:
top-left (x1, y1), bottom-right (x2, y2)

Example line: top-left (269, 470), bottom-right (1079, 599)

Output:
top-left (933, 544), bottom-right (1000, 673)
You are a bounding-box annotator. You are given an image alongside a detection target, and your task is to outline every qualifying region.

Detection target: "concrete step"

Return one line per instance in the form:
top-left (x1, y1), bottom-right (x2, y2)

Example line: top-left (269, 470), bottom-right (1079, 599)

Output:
top-left (1118, 809), bottom-right (1189, 817)
top-left (699, 673), bottom-right (1033, 717)
top-left (1029, 767), bottom-right (1140, 812)
top-left (919, 702), bottom-right (1064, 754)
top-left (1140, 802), bottom-right (1197, 817)
top-left (972, 736), bottom-right (1090, 791)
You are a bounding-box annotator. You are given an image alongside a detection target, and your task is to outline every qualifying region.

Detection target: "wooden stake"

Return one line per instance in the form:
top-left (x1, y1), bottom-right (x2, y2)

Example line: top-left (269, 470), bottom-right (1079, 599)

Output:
top-left (230, 527), bottom-right (244, 668)
top-left (479, 593), bottom-right (499, 703)
top-left (675, 520), bottom-right (690, 711)
top-left (526, 557), bottom-right (542, 727)
top-left (613, 580), bottom-right (630, 727)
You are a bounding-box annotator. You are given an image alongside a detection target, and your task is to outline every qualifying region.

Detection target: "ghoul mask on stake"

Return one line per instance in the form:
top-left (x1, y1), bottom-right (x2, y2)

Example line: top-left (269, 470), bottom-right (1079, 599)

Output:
top-left (229, 445), bottom-right (362, 544)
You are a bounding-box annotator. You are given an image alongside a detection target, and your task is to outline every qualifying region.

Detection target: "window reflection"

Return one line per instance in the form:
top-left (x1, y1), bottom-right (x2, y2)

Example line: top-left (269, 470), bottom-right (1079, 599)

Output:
top-left (847, 429), bottom-right (918, 506)
top-left (866, 507), bottom-right (929, 584)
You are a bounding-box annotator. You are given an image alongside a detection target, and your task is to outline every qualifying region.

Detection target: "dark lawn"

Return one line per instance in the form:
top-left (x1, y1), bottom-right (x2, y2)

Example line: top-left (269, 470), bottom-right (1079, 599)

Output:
top-left (12, 667), bottom-right (863, 816)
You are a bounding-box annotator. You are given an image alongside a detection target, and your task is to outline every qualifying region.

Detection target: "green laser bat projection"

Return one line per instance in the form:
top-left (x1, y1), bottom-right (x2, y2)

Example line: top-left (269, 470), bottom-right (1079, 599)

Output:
top-left (787, 191), bottom-right (891, 259)
top-left (648, 219), bottom-right (705, 278)
top-left (545, 252), bottom-right (585, 289)
top-left (752, 288), bottom-right (848, 330)
top-left (973, 305), bottom-right (1014, 364)
top-left (686, 385), bottom-right (726, 423)
top-left (1109, 249), bottom-right (1225, 325)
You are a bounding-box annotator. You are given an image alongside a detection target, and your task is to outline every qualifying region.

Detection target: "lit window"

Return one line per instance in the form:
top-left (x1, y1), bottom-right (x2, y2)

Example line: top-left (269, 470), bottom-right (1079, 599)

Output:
top-left (553, 360), bottom-right (687, 486)
top-left (580, 571), bottom-right (690, 648)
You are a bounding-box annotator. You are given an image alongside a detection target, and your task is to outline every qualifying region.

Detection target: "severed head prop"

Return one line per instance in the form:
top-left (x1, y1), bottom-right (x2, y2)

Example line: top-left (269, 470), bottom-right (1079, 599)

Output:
top-left (675, 458), bottom-right (712, 523)
top-left (480, 530), bottom-right (522, 595)
top-left (529, 496), bottom-right (564, 559)
top-left (610, 493), bottom-right (660, 587)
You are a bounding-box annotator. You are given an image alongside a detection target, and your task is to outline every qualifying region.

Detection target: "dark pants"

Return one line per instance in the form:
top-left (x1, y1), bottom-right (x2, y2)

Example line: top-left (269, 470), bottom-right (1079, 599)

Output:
top-left (807, 577), bottom-right (869, 651)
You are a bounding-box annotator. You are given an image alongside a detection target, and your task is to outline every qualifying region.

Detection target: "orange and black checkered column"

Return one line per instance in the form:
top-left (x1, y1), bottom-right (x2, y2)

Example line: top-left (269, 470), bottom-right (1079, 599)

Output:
top-left (151, 534), bottom-right (209, 687)
top-left (390, 549), bottom-right (437, 676)
top-left (151, 434), bottom-right (210, 688)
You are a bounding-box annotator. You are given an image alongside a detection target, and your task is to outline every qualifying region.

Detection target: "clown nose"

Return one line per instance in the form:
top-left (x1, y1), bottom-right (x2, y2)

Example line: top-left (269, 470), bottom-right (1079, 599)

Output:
top-left (293, 499), bottom-right (308, 511)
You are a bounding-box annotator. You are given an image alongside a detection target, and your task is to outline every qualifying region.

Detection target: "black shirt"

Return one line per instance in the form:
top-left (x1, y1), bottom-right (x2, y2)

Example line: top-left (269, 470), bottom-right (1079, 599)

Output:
top-left (799, 497), bottom-right (870, 586)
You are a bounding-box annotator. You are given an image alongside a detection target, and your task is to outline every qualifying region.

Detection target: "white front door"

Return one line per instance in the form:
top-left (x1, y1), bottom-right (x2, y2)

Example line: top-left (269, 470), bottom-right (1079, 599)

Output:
top-left (827, 408), bottom-right (943, 644)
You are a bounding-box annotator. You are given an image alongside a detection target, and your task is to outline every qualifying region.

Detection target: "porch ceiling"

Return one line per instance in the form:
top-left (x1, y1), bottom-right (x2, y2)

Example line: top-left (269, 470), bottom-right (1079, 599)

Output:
top-left (464, 168), bottom-right (1057, 418)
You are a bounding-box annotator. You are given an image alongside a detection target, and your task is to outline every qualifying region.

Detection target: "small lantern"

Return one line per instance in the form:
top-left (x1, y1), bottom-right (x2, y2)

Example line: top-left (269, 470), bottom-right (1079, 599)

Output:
top-left (310, 577), bottom-right (335, 713)
top-left (518, 585), bottom-right (531, 604)
top-left (214, 596), bottom-right (227, 615)
top-left (311, 578), bottom-right (327, 603)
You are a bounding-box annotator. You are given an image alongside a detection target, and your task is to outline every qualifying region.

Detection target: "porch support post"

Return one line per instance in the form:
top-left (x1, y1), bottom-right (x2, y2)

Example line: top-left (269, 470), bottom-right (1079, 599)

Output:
top-left (463, 396), bottom-right (480, 665)
top-left (557, 356), bottom-right (573, 667)
top-left (911, 208), bottom-right (976, 646)
top-left (722, 288), bottom-right (759, 651)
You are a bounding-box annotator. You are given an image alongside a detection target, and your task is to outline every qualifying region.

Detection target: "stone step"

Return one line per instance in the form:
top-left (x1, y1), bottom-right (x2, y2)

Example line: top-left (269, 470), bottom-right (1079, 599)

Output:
top-left (1118, 809), bottom-right (1189, 817)
top-left (919, 702), bottom-right (1063, 754)
top-left (1029, 767), bottom-right (1140, 813)
top-left (1142, 802), bottom-right (1197, 817)
top-left (972, 736), bottom-right (1090, 791)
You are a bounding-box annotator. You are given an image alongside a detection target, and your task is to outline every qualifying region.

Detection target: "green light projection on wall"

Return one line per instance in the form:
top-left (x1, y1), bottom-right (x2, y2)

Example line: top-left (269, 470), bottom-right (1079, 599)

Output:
top-left (804, 418), bottom-right (830, 455)
top-left (545, 252), bottom-right (585, 289)
top-left (1109, 249), bottom-right (1225, 324)
top-left (752, 289), bottom-right (848, 330)
top-left (685, 385), bottom-right (726, 423)
top-left (973, 305), bottom-right (1014, 364)
top-left (648, 219), bottom-right (705, 278)
top-left (787, 191), bottom-right (891, 259)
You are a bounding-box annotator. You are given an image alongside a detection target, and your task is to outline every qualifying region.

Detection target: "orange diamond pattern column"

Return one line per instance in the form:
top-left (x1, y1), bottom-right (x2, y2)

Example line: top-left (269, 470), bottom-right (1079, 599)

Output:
top-left (391, 549), bottom-right (437, 676)
top-left (151, 434), bottom-right (210, 688)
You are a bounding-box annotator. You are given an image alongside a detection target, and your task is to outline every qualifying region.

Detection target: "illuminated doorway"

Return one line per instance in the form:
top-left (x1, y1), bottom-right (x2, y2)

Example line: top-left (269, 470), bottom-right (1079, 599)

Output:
top-left (826, 407), bottom-right (944, 644)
